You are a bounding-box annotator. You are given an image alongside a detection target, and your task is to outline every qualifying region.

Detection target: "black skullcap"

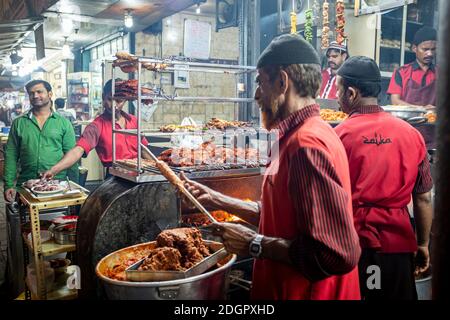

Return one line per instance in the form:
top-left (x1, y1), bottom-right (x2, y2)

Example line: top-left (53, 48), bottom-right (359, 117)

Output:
top-left (337, 56), bottom-right (381, 83)
top-left (257, 34), bottom-right (320, 68)
top-left (413, 26), bottom-right (437, 46)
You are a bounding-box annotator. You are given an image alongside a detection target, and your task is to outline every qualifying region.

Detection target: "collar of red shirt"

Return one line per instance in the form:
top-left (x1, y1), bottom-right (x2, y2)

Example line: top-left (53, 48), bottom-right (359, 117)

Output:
top-left (349, 105), bottom-right (384, 117)
top-left (100, 110), bottom-right (132, 122)
top-left (412, 60), bottom-right (435, 72)
top-left (274, 104), bottom-right (320, 140)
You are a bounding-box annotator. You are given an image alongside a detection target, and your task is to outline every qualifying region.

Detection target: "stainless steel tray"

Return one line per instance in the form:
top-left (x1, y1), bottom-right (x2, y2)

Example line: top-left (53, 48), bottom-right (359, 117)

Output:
top-left (21, 180), bottom-right (89, 201)
top-left (110, 166), bottom-right (263, 183)
top-left (125, 241), bottom-right (227, 282)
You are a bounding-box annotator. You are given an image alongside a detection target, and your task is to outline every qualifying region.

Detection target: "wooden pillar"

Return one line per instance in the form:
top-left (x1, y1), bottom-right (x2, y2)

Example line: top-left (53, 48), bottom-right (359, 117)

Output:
top-left (432, 0), bottom-right (450, 300)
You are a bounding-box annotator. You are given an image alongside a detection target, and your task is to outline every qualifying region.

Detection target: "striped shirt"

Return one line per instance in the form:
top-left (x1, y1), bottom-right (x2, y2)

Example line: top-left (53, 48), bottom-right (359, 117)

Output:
top-left (258, 104), bottom-right (361, 285)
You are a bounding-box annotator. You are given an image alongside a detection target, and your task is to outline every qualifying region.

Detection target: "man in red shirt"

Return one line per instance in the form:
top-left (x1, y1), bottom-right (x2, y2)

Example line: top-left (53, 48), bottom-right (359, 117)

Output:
top-left (335, 56), bottom-right (433, 300)
top-left (387, 26), bottom-right (437, 109)
top-left (181, 34), bottom-right (361, 300)
top-left (319, 41), bottom-right (348, 99)
top-left (43, 79), bottom-right (151, 179)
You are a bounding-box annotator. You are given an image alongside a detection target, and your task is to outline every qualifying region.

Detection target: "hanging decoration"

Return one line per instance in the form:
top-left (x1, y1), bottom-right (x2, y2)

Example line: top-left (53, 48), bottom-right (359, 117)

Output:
top-left (290, 0), bottom-right (297, 34)
top-left (305, 8), bottom-right (313, 43)
top-left (335, 0), bottom-right (346, 45)
top-left (321, 0), bottom-right (330, 49)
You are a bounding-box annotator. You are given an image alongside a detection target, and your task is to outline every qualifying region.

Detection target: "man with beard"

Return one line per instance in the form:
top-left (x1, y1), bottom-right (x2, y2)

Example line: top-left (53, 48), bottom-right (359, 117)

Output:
top-left (334, 56), bottom-right (433, 299)
top-left (388, 26), bottom-right (437, 109)
top-left (3, 80), bottom-right (77, 202)
top-left (180, 34), bottom-right (361, 300)
top-left (319, 41), bottom-right (348, 99)
top-left (42, 79), bottom-right (151, 180)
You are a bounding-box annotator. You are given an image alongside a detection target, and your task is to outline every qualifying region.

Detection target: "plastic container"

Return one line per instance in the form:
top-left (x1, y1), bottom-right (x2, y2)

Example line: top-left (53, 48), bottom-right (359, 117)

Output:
top-left (26, 262), bottom-right (55, 295)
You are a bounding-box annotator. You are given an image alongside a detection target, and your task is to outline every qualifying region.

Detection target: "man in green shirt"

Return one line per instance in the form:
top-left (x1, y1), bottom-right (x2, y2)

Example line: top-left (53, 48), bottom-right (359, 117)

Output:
top-left (3, 79), bottom-right (77, 202)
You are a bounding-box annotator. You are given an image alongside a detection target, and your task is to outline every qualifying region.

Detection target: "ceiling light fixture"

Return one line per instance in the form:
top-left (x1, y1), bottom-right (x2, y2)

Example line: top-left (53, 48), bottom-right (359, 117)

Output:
top-left (61, 16), bottom-right (74, 34)
top-left (196, 3), bottom-right (201, 14)
top-left (62, 37), bottom-right (71, 58)
top-left (124, 9), bottom-right (134, 28)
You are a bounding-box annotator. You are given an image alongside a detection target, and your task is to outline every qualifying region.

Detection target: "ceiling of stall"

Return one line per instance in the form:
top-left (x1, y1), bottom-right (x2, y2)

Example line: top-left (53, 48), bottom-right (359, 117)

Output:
top-left (0, 0), bottom-right (216, 67)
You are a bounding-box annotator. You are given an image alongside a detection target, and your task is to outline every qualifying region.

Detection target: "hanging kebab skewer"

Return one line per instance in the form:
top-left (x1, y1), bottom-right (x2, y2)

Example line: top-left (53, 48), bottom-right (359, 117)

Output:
top-left (321, 0), bottom-right (330, 50)
top-left (335, 0), bottom-right (346, 45)
top-left (140, 143), bottom-right (218, 224)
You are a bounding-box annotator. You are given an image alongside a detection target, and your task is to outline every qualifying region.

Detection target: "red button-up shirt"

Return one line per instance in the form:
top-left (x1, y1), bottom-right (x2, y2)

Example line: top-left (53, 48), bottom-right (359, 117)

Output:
top-left (335, 106), bottom-right (433, 253)
top-left (252, 104), bottom-right (361, 300)
top-left (77, 112), bottom-right (148, 166)
top-left (387, 61), bottom-right (437, 99)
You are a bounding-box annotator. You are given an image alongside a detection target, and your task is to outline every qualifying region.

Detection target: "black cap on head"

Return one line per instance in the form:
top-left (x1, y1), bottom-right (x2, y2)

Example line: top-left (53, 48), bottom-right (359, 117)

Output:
top-left (413, 26), bottom-right (437, 46)
top-left (257, 34), bottom-right (320, 68)
top-left (337, 56), bottom-right (381, 84)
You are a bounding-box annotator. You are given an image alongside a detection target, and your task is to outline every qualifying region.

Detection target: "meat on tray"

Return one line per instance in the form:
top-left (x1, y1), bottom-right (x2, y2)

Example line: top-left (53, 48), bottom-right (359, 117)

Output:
top-left (138, 228), bottom-right (211, 271)
top-left (25, 178), bottom-right (61, 190)
top-left (33, 184), bottom-right (61, 192)
top-left (158, 141), bottom-right (265, 167)
top-left (205, 117), bottom-right (251, 130)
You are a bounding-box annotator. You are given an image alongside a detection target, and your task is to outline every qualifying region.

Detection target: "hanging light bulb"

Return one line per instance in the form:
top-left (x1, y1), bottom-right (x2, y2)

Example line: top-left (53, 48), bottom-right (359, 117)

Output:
top-left (124, 9), bottom-right (133, 28)
top-left (62, 37), bottom-right (71, 58)
top-left (196, 3), bottom-right (201, 14)
top-left (61, 16), bottom-right (74, 34)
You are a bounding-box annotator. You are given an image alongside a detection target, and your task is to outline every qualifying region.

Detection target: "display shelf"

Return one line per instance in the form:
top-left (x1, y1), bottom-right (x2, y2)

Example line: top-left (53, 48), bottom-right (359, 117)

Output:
top-left (22, 233), bottom-right (76, 257)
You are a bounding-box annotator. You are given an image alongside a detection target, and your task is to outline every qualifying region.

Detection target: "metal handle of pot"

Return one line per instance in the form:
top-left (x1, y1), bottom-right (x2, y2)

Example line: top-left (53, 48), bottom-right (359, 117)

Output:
top-left (158, 286), bottom-right (180, 299)
top-left (406, 116), bottom-right (428, 125)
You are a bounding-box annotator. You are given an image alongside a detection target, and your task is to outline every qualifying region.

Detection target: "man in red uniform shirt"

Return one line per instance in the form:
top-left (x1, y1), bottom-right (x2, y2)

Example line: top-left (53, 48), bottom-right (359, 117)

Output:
top-left (43, 79), bottom-right (151, 179)
top-left (387, 26), bottom-right (437, 109)
top-left (181, 34), bottom-right (361, 300)
top-left (334, 56), bottom-right (433, 300)
top-left (319, 41), bottom-right (348, 99)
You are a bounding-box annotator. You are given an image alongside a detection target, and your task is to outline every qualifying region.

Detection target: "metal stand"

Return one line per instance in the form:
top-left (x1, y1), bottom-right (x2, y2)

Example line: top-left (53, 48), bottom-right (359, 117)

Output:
top-left (18, 188), bottom-right (88, 300)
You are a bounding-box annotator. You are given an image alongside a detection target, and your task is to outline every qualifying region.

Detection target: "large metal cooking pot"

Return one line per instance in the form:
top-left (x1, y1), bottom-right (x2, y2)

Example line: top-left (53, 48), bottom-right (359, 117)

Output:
top-left (382, 105), bottom-right (427, 123)
top-left (95, 241), bottom-right (237, 300)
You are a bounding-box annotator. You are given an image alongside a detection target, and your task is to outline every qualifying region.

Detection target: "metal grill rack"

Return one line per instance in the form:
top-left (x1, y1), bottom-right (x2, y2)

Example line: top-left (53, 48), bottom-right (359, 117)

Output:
top-left (106, 56), bottom-right (258, 183)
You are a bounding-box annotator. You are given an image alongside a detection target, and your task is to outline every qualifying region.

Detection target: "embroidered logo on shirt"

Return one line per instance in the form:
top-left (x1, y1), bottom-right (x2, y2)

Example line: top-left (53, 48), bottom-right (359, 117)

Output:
top-left (362, 132), bottom-right (392, 146)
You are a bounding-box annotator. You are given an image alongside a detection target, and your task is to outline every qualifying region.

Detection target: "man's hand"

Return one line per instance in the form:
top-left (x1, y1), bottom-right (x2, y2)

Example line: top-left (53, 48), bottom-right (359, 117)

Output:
top-left (414, 245), bottom-right (430, 277)
top-left (4, 188), bottom-right (16, 202)
top-left (180, 172), bottom-right (221, 209)
top-left (41, 168), bottom-right (56, 181)
top-left (211, 222), bottom-right (258, 257)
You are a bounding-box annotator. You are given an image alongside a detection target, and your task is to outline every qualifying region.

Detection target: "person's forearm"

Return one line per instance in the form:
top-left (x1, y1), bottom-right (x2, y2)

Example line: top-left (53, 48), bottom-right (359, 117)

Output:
top-left (413, 192), bottom-right (433, 246)
top-left (261, 236), bottom-right (292, 264)
top-left (212, 193), bottom-right (260, 226)
top-left (391, 95), bottom-right (422, 108)
top-left (51, 146), bottom-right (85, 175)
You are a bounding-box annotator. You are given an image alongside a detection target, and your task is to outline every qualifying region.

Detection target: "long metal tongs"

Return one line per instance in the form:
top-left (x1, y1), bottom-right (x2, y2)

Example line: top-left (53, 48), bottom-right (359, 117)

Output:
top-left (140, 143), bottom-right (218, 224)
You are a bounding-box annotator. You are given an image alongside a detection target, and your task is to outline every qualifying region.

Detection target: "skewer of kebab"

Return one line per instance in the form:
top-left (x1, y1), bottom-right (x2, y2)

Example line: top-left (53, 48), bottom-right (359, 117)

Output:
top-left (140, 143), bottom-right (218, 224)
top-left (321, 0), bottom-right (330, 50)
top-left (335, 0), bottom-right (346, 45)
top-left (304, 8), bottom-right (314, 43)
